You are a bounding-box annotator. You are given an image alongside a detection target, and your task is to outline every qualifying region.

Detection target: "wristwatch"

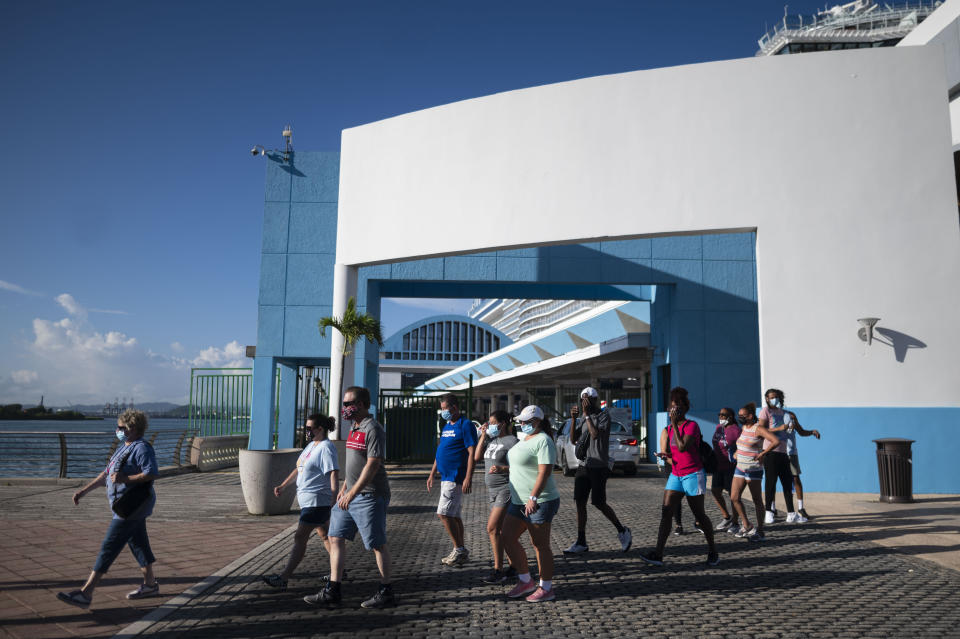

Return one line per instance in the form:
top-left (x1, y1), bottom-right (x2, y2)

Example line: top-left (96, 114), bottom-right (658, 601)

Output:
top-left (528, 495), bottom-right (538, 502)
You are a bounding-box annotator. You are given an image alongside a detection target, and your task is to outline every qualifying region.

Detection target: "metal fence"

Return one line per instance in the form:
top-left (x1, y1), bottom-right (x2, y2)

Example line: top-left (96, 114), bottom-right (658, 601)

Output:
top-left (377, 389), bottom-right (472, 463)
top-left (0, 429), bottom-right (194, 479)
top-left (189, 368), bottom-right (252, 436)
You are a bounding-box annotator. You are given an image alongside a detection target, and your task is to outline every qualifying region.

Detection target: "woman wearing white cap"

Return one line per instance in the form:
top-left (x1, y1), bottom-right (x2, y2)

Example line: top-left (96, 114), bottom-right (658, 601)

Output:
top-left (501, 405), bottom-right (560, 602)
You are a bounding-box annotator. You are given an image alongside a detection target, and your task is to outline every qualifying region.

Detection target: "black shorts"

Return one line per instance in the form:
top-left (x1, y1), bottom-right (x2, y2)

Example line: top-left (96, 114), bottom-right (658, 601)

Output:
top-left (712, 468), bottom-right (734, 493)
top-left (574, 466), bottom-right (610, 505)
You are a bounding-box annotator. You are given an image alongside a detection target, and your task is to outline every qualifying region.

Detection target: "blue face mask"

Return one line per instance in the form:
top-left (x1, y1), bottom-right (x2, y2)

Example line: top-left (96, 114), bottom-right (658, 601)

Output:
top-left (520, 423), bottom-right (535, 435)
top-left (769, 398), bottom-right (782, 409)
top-left (116, 429), bottom-right (128, 442)
top-left (440, 409), bottom-right (453, 422)
top-left (486, 425), bottom-right (499, 437)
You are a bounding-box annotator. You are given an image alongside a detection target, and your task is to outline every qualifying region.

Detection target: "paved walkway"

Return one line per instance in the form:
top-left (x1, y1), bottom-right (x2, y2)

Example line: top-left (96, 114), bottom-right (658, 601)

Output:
top-left (0, 472), bottom-right (294, 638)
top-left (2, 468), bottom-right (958, 639)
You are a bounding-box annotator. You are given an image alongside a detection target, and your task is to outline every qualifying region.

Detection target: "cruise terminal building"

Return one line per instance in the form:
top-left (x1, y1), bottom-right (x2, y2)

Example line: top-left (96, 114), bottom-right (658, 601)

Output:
top-left (248, 2), bottom-right (960, 495)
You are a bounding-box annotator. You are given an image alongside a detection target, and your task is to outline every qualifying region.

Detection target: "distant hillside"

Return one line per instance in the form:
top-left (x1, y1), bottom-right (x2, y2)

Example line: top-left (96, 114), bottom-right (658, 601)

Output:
top-left (54, 402), bottom-right (187, 417)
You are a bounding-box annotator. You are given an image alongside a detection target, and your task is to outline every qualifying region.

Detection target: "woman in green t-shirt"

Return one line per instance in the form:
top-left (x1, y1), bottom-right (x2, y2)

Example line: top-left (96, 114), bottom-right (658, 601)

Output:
top-left (502, 405), bottom-right (560, 603)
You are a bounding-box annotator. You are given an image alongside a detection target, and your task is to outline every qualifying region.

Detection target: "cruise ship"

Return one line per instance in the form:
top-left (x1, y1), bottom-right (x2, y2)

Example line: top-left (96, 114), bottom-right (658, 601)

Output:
top-left (468, 298), bottom-right (605, 342)
top-left (756, 0), bottom-right (939, 56)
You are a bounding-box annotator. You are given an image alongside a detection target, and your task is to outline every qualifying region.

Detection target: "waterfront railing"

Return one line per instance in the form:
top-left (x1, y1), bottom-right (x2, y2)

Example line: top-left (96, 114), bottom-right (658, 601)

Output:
top-left (0, 429), bottom-right (194, 479)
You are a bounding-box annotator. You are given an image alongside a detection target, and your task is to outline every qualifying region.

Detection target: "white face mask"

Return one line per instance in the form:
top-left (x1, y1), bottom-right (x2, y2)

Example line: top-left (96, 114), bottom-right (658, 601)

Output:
top-left (719, 419), bottom-right (729, 426)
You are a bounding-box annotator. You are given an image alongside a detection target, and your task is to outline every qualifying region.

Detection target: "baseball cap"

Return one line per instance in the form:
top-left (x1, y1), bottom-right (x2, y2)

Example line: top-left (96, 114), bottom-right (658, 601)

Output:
top-left (515, 405), bottom-right (544, 422)
top-left (580, 386), bottom-right (598, 398)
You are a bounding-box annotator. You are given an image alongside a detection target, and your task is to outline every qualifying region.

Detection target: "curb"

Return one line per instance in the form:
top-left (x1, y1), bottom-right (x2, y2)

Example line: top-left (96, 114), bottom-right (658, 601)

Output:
top-left (111, 522), bottom-right (298, 639)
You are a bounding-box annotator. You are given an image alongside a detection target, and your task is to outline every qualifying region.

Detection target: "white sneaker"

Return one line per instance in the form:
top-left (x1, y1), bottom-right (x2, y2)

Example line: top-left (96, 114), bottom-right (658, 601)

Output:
top-left (735, 526), bottom-right (758, 538)
top-left (795, 512), bottom-right (808, 523)
top-left (563, 542), bottom-right (589, 554)
top-left (618, 527), bottom-right (632, 553)
top-left (786, 512), bottom-right (801, 523)
top-left (727, 524), bottom-right (741, 535)
top-left (764, 510), bottom-right (775, 525)
top-left (714, 518), bottom-right (732, 531)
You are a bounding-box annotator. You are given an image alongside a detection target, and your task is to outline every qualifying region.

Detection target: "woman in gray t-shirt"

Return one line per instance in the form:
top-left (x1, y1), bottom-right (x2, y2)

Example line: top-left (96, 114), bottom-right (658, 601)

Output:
top-left (474, 410), bottom-right (518, 584)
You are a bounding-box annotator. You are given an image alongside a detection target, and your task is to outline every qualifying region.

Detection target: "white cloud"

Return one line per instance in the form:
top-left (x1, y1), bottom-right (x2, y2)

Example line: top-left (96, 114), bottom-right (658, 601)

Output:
top-left (0, 298), bottom-right (247, 404)
top-left (11, 370), bottom-right (39, 385)
top-left (191, 340), bottom-right (246, 368)
top-left (55, 293), bottom-right (87, 320)
top-left (0, 279), bottom-right (43, 296)
top-left (170, 341), bottom-right (185, 353)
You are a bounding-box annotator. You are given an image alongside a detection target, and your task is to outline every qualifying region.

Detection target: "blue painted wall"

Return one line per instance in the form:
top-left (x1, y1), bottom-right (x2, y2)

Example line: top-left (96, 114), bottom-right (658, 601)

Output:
top-left (654, 407), bottom-right (959, 494)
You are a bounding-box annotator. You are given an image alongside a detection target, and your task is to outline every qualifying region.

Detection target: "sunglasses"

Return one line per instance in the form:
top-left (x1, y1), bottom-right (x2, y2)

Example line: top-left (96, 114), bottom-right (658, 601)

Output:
top-left (343, 400), bottom-right (359, 407)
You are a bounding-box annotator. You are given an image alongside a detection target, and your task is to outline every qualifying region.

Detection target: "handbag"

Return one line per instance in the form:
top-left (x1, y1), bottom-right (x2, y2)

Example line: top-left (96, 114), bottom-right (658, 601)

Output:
top-left (110, 443), bottom-right (154, 518)
top-left (698, 430), bottom-right (717, 473)
top-left (574, 418), bottom-right (591, 461)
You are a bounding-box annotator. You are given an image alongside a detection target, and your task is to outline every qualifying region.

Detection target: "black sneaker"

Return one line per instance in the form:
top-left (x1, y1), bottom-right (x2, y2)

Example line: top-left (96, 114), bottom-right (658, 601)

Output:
top-left (482, 569), bottom-right (506, 584)
top-left (706, 552), bottom-right (720, 566)
top-left (638, 550), bottom-right (664, 566)
top-left (361, 584), bottom-right (395, 609)
top-left (799, 508), bottom-right (811, 520)
top-left (304, 583), bottom-right (341, 607)
top-left (673, 525), bottom-right (684, 536)
top-left (693, 522), bottom-right (705, 535)
top-left (503, 565), bottom-right (517, 579)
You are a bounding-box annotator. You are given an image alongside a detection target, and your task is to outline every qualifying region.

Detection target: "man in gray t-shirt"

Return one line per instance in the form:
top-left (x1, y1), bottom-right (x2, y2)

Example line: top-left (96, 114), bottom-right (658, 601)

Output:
top-left (563, 387), bottom-right (632, 556)
top-left (309, 386), bottom-right (394, 610)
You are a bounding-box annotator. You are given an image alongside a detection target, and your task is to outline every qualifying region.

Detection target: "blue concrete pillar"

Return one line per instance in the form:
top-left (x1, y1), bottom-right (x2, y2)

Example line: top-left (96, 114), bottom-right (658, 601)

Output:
top-left (277, 362), bottom-right (298, 449)
top-left (249, 355), bottom-right (277, 450)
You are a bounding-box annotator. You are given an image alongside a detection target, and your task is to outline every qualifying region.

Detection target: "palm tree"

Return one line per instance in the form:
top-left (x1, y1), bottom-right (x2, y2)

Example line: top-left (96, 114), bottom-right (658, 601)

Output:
top-left (319, 296), bottom-right (384, 438)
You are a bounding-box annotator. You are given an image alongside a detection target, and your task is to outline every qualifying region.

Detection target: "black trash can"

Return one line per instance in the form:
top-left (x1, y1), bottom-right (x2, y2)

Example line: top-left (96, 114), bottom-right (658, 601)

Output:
top-left (873, 438), bottom-right (914, 503)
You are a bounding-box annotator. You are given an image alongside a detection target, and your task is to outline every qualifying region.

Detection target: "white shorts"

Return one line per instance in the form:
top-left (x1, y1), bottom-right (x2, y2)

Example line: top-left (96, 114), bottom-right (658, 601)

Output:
top-left (437, 481), bottom-right (463, 517)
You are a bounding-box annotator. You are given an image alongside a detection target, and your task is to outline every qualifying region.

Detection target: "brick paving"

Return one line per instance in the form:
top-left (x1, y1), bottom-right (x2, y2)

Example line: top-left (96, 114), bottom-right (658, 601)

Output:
top-left (121, 468), bottom-right (960, 639)
top-left (0, 472), bottom-right (294, 639)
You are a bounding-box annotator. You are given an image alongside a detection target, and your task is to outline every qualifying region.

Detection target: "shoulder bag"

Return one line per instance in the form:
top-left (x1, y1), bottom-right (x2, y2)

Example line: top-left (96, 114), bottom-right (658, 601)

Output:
top-left (110, 443), bottom-right (155, 518)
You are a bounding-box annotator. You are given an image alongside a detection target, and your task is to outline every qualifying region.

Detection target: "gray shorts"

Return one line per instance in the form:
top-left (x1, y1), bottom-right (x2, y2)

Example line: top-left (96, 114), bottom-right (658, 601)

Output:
top-left (437, 481), bottom-right (463, 517)
top-left (328, 494), bottom-right (388, 550)
top-left (488, 485), bottom-right (511, 508)
top-left (789, 454), bottom-right (802, 476)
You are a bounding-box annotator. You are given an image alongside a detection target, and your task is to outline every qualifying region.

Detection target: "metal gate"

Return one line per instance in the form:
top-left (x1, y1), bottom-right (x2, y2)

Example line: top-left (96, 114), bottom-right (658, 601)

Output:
top-left (291, 366), bottom-right (330, 448)
top-left (377, 390), bottom-right (471, 463)
top-left (188, 368), bottom-right (252, 436)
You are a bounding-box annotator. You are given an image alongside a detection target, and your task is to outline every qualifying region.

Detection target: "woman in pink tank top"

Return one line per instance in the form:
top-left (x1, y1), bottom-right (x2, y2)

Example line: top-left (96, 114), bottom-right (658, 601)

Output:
top-left (638, 387), bottom-right (718, 567)
top-left (729, 402), bottom-right (780, 540)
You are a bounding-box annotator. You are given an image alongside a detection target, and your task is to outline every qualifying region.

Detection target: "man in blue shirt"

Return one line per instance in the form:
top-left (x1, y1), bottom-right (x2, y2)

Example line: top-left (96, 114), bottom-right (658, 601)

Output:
top-left (427, 394), bottom-right (478, 567)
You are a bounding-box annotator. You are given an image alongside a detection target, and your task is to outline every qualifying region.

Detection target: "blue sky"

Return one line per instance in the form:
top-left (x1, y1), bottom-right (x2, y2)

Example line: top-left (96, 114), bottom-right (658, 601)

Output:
top-left (0, 0), bottom-right (828, 405)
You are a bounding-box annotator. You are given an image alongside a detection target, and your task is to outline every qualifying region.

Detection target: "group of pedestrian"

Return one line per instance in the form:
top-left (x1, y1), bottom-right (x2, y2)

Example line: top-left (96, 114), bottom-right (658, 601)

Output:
top-left (56, 383), bottom-right (820, 610)
top-left (640, 386), bottom-right (821, 566)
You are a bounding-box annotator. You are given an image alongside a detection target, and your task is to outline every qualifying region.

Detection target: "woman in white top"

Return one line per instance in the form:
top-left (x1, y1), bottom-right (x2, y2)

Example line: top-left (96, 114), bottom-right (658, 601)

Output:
top-left (263, 413), bottom-right (340, 590)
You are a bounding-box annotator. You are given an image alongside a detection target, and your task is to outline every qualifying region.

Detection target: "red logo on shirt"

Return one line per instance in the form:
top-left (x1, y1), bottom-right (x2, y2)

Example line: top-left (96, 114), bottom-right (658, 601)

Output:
top-left (347, 429), bottom-right (367, 451)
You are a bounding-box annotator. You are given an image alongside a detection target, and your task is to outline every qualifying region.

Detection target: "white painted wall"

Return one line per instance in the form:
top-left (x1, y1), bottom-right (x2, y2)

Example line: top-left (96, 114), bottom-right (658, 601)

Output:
top-left (336, 46), bottom-right (960, 408)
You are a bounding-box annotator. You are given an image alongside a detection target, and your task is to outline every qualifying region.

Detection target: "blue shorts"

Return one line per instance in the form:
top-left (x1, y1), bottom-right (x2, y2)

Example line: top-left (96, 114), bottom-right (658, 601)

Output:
top-left (734, 467), bottom-right (763, 481)
top-left (328, 494), bottom-right (389, 550)
top-left (665, 470), bottom-right (706, 496)
top-left (299, 505), bottom-right (331, 526)
top-left (506, 498), bottom-right (559, 525)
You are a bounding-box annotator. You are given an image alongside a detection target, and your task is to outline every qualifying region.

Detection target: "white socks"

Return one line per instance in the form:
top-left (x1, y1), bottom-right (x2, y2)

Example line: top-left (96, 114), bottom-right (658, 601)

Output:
top-left (517, 573), bottom-right (531, 583)
top-left (540, 579), bottom-right (552, 591)
top-left (798, 499), bottom-right (804, 510)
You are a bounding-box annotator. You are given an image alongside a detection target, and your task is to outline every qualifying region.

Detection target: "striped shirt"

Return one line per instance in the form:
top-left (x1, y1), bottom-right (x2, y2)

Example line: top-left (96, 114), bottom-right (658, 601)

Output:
top-left (735, 423), bottom-right (764, 472)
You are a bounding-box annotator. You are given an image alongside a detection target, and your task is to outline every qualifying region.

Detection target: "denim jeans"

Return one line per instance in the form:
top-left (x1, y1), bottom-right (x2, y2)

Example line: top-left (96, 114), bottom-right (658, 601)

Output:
top-left (93, 516), bottom-right (156, 573)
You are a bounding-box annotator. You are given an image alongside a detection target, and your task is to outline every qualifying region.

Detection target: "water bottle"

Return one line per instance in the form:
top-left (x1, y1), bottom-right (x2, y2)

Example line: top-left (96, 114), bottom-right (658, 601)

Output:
top-left (656, 455), bottom-right (665, 472)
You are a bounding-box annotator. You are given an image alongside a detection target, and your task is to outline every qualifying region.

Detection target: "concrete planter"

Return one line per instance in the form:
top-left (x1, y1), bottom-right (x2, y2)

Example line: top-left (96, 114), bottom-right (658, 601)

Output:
top-left (238, 448), bottom-right (301, 515)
